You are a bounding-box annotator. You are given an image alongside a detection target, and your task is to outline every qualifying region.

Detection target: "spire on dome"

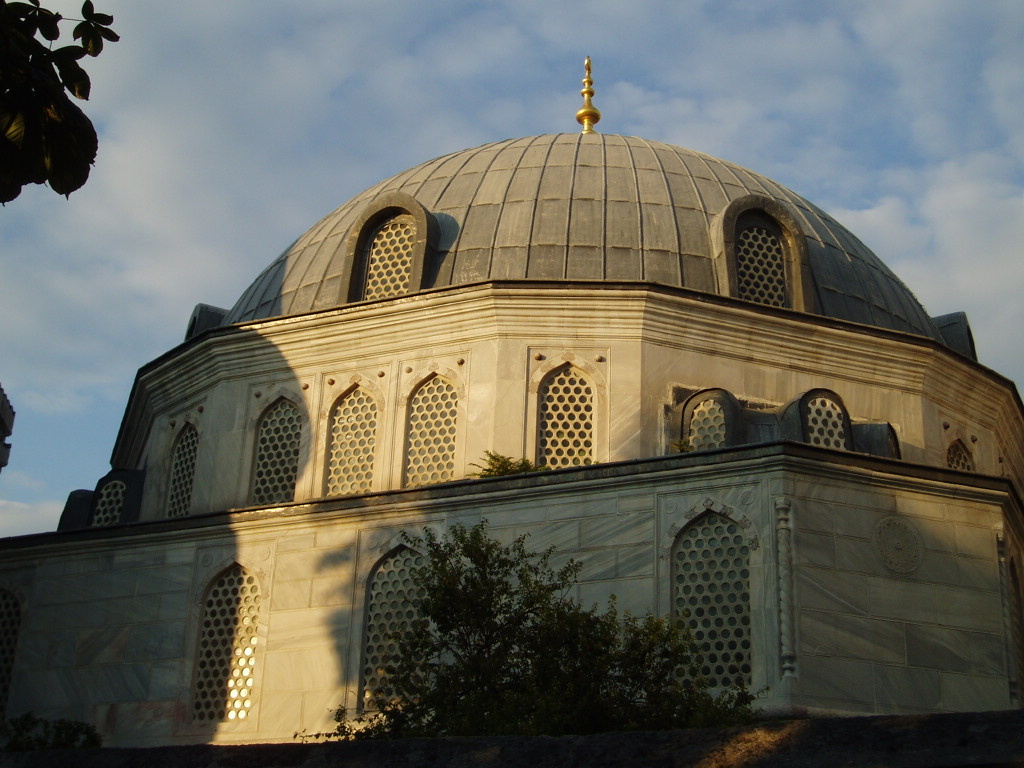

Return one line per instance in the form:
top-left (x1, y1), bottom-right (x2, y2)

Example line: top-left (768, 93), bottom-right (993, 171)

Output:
top-left (576, 56), bottom-right (601, 134)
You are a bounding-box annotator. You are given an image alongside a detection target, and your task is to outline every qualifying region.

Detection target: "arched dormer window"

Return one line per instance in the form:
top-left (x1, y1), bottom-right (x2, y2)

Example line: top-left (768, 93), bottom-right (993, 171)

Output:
top-left (344, 193), bottom-right (437, 304)
top-left (736, 210), bottom-right (787, 307)
top-left (361, 546), bottom-right (426, 709)
top-left (0, 589), bottom-right (22, 717)
top-left (363, 214), bottom-right (416, 300)
top-left (166, 423), bottom-right (199, 518)
top-left (251, 398), bottom-right (304, 505)
top-left (682, 389), bottom-right (744, 451)
top-left (537, 364), bottom-right (595, 468)
top-left (325, 386), bottom-right (378, 496)
top-left (716, 195), bottom-right (811, 312)
top-left (671, 511), bottom-right (752, 688)
top-left (192, 564), bottom-right (262, 724)
top-left (404, 375), bottom-right (458, 488)
top-left (946, 439), bottom-right (975, 471)
top-left (800, 390), bottom-right (852, 451)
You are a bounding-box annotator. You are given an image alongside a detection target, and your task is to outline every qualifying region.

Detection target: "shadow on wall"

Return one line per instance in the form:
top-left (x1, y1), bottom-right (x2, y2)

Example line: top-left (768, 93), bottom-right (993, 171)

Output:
top-left (2, 311), bottom-right (330, 745)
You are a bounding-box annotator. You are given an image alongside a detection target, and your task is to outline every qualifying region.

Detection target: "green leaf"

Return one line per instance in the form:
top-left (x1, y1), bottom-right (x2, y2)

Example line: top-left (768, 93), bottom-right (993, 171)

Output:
top-left (73, 25), bottom-right (103, 56)
top-left (98, 26), bottom-right (119, 42)
top-left (1, 111), bottom-right (28, 147)
top-left (43, 97), bottom-right (97, 196)
top-left (36, 9), bottom-right (61, 40)
top-left (53, 45), bottom-right (88, 61)
top-left (55, 57), bottom-right (91, 100)
top-left (6, 3), bottom-right (41, 16)
top-left (91, 12), bottom-right (114, 26)
top-left (81, 0), bottom-right (95, 19)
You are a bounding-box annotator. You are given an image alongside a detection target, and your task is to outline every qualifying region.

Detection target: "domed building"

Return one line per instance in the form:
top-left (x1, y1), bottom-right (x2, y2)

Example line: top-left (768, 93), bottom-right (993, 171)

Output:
top-left (2, 68), bottom-right (1023, 746)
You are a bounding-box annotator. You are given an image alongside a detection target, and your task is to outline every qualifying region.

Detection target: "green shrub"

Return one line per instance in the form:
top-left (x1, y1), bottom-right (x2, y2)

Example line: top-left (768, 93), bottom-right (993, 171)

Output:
top-left (0, 712), bottom-right (102, 751)
top-left (308, 520), bottom-right (756, 740)
top-left (469, 451), bottom-right (548, 477)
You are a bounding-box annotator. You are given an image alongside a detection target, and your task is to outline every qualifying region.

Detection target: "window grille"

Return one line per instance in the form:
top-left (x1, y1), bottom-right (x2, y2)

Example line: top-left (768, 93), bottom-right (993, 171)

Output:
top-left (325, 387), bottom-right (378, 496)
top-left (361, 547), bottom-right (426, 708)
top-left (364, 214), bottom-right (416, 301)
top-left (946, 440), bottom-right (974, 471)
top-left (736, 223), bottom-right (786, 307)
top-left (537, 366), bottom-right (595, 468)
top-left (404, 377), bottom-right (458, 487)
top-left (91, 480), bottom-right (126, 527)
top-left (192, 564), bottom-right (261, 723)
top-left (672, 512), bottom-right (752, 688)
top-left (687, 398), bottom-right (727, 451)
top-left (804, 395), bottom-right (847, 450)
top-left (251, 399), bottom-right (304, 505)
top-left (166, 424), bottom-right (199, 518)
top-left (0, 589), bottom-right (21, 716)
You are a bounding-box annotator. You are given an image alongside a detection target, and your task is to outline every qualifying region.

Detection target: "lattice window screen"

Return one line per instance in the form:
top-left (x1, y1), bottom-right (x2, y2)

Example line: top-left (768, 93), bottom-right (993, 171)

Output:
top-left (804, 396), bottom-right (847, 450)
top-left (673, 512), bottom-right (752, 688)
top-left (404, 377), bottom-right (458, 487)
top-left (251, 399), bottom-right (304, 505)
top-left (947, 440), bottom-right (975, 471)
top-left (364, 214), bottom-right (416, 301)
top-left (687, 398), bottom-right (727, 451)
top-left (91, 480), bottom-right (125, 527)
top-left (0, 589), bottom-right (21, 715)
top-left (361, 547), bottom-right (427, 708)
top-left (192, 564), bottom-right (261, 723)
top-left (537, 366), bottom-right (595, 468)
top-left (167, 424), bottom-right (199, 518)
top-left (326, 387), bottom-right (378, 496)
top-left (736, 224), bottom-right (787, 307)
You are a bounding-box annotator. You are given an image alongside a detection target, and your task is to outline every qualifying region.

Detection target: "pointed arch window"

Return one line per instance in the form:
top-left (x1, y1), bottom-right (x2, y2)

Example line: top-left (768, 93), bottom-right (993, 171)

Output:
top-left (166, 423), bottom-right (199, 518)
top-left (0, 589), bottom-right (22, 716)
top-left (91, 480), bottom-right (126, 527)
top-left (946, 439), bottom-right (975, 471)
top-left (325, 386), bottom-right (378, 496)
top-left (537, 365), bottom-right (595, 469)
top-left (192, 564), bottom-right (262, 723)
top-left (671, 511), bottom-right (752, 688)
top-left (361, 546), bottom-right (427, 709)
top-left (251, 398), bottom-right (304, 505)
top-left (404, 376), bottom-right (458, 487)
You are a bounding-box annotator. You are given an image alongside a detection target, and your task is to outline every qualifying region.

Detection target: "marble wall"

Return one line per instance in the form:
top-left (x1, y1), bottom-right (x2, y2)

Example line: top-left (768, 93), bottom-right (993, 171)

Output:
top-left (2, 446), bottom-right (1018, 746)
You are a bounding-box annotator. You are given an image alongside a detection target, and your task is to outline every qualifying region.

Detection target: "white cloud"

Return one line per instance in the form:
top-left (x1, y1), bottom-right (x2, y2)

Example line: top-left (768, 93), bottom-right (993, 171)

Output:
top-left (0, 499), bottom-right (64, 539)
top-left (834, 151), bottom-right (1024, 386)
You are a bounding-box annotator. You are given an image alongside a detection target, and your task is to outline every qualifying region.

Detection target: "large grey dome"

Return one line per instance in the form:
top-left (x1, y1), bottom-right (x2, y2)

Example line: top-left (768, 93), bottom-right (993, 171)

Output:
top-left (225, 133), bottom-right (941, 341)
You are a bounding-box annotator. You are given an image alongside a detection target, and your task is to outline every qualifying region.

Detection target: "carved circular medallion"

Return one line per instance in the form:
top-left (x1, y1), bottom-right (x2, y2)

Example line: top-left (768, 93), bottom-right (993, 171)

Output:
top-left (874, 516), bottom-right (923, 573)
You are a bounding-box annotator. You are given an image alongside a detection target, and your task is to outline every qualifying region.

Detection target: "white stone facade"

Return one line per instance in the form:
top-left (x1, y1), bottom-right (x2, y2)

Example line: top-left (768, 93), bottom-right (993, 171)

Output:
top-left (1, 445), bottom-right (1020, 745)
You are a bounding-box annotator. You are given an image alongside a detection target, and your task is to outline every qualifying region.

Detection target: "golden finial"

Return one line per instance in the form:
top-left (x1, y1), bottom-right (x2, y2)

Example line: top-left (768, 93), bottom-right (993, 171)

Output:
top-left (576, 56), bottom-right (601, 134)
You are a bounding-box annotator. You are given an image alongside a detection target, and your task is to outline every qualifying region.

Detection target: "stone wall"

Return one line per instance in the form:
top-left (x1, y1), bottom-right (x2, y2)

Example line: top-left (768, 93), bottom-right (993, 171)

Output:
top-left (2, 445), bottom-right (1019, 747)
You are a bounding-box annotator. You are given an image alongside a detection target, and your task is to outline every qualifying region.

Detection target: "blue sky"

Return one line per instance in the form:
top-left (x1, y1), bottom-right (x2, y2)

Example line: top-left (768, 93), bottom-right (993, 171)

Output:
top-left (1, 1), bottom-right (1022, 536)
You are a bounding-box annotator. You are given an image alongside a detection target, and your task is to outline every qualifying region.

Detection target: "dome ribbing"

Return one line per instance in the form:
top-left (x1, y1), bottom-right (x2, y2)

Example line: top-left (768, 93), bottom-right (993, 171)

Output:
top-left (225, 133), bottom-right (941, 342)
